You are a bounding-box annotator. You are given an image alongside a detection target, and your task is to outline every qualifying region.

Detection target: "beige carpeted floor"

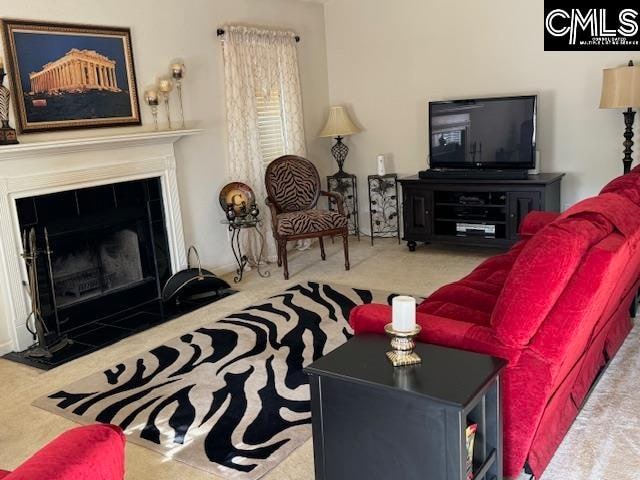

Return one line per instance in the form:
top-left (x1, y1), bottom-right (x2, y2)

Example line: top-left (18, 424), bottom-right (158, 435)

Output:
top-left (0, 237), bottom-right (637, 479)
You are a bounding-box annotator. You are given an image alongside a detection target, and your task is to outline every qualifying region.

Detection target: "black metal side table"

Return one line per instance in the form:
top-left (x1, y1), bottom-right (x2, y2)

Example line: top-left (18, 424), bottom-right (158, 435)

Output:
top-left (221, 217), bottom-right (270, 283)
top-left (368, 174), bottom-right (401, 245)
top-left (305, 334), bottom-right (506, 480)
top-left (327, 173), bottom-right (360, 240)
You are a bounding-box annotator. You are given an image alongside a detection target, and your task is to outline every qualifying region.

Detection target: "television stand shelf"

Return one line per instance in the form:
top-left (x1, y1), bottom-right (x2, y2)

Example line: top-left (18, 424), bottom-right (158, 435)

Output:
top-left (399, 172), bottom-right (564, 249)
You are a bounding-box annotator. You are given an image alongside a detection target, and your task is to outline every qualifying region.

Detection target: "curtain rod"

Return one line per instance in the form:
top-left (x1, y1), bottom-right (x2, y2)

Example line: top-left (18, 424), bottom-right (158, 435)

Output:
top-left (216, 28), bottom-right (300, 43)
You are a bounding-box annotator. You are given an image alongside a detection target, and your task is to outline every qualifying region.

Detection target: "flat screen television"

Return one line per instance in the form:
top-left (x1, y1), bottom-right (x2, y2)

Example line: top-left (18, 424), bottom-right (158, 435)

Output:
top-left (428, 95), bottom-right (537, 171)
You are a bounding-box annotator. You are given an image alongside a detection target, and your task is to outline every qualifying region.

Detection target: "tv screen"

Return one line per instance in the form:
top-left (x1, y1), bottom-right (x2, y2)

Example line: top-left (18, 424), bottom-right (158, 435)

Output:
top-left (428, 95), bottom-right (537, 170)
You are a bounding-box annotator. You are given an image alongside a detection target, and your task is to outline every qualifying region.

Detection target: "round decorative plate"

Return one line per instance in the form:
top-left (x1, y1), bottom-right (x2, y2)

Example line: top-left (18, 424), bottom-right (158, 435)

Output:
top-left (219, 182), bottom-right (256, 215)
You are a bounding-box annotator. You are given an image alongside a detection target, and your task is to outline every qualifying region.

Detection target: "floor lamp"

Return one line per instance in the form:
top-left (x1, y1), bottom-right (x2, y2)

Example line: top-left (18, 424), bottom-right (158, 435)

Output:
top-left (600, 60), bottom-right (640, 174)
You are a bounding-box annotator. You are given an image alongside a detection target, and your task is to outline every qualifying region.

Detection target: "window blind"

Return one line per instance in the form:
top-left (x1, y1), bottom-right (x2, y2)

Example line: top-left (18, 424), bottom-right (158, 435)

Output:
top-left (256, 89), bottom-right (286, 164)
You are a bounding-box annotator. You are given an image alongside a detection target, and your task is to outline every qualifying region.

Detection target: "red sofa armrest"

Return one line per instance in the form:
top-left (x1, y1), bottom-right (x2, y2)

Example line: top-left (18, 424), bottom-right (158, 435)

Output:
top-left (350, 304), bottom-right (521, 364)
top-left (518, 211), bottom-right (560, 239)
top-left (2, 425), bottom-right (125, 480)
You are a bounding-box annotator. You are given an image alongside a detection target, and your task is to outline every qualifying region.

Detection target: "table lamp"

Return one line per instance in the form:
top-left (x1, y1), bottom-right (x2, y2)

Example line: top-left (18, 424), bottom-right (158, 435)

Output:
top-left (319, 105), bottom-right (361, 175)
top-left (600, 60), bottom-right (640, 174)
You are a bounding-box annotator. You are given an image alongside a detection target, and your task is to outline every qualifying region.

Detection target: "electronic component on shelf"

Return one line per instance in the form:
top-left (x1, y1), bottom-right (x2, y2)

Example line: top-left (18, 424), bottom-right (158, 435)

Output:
top-left (456, 222), bottom-right (496, 237)
top-left (458, 195), bottom-right (484, 205)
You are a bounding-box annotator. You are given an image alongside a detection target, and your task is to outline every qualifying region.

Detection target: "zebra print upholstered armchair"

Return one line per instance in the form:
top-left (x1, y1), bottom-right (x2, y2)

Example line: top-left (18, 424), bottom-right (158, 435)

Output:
top-left (265, 155), bottom-right (350, 279)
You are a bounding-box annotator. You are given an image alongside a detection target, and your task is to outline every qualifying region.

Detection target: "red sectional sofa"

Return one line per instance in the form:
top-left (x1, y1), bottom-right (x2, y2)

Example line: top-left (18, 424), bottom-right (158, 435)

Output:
top-left (0, 425), bottom-right (125, 480)
top-left (350, 167), bottom-right (640, 479)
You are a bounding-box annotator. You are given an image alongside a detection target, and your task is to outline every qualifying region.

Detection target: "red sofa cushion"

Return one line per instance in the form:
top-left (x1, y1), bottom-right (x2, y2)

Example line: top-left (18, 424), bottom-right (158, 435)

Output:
top-left (600, 165), bottom-right (640, 203)
top-left (492, 212), bottom-right (612, 347)
top-left (0, 425), bottom-right (125, 480)
top-left (518, 210), bottom-right (560, 239)
top-left (417, 240), bottom-right (527, 326)
top-left (492, 191), bottom-right (640, 348)
top-left (350, 304), bottom-right (522, 365)
top-left (531, 233), bottom-right (630, 369)
top-left (416, 281), bottom-right (497, 325)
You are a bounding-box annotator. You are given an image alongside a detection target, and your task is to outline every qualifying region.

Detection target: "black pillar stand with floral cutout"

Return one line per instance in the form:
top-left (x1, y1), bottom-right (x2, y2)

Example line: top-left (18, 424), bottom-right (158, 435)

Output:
top-left (368, 174), bottom-right (401, 246)
top-left (327, 172), bottom-right (359, 240)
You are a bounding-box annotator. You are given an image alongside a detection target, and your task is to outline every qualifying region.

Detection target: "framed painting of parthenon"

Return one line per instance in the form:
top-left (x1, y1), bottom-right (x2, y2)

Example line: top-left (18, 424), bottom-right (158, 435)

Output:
top-left (1, 19), bottom-right (141, 133)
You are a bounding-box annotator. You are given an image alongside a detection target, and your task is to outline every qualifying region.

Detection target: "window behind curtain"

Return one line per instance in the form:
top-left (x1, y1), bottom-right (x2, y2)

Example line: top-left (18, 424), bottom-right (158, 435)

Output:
top-left (256, 89), bottom-right (286, 164)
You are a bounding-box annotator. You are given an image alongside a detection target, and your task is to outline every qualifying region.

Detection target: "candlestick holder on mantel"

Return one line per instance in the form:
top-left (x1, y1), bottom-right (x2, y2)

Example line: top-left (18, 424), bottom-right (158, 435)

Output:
top-left (144, 87), bottom-right (160, 131)
top-left (170, 60), bottom-right (186, 129)
top-left (384, 323), bottom-right (422, 367)
top-left (157, 76), bottom-right (174, 129)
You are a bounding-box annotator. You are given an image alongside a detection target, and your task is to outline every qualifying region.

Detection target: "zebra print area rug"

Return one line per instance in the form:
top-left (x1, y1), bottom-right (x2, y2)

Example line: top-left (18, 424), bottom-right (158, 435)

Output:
top-left (33, 281), bottom-right (400, 479)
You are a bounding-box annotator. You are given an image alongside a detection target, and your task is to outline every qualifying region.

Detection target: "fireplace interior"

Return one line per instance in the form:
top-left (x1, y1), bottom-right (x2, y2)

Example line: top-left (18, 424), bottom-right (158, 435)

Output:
top-left (5, 178), bottom-right (233, 369)
top-left (53, 228), bottom-right (145, 306)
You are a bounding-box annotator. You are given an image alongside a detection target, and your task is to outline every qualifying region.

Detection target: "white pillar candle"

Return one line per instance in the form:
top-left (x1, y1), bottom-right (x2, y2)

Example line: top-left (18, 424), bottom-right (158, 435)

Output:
top-left (377, 154), bottom-right (386, 176)
top-left (392, 296), bottom-right (416, 332)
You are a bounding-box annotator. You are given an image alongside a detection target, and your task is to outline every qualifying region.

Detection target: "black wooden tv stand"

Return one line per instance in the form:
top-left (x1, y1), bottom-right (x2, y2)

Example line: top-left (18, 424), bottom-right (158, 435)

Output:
top-left (399, 173), bottom-right (564, 250)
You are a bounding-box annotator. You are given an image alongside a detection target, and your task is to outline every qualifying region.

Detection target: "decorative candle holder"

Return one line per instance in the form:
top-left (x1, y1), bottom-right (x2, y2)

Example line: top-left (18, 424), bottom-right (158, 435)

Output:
top-left (157, 76), bottom-right (174, 129)
top-left (384, 323), bottom-right (422, 367)
top-left (225, 203), bottom-right (236, 222)
top-left (170, 60), bottom-right (186, 129)
top-left (144, 88), bottom-right (159, 130)
top-left (249, 203), bottom-right (259, 219)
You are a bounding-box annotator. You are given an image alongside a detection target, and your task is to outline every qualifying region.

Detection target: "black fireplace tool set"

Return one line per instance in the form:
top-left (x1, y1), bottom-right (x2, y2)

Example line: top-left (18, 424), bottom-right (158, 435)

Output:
top-left (18, 230), bottom-right (230, 360)
top-left (20, 227), bottom-right (71, 358)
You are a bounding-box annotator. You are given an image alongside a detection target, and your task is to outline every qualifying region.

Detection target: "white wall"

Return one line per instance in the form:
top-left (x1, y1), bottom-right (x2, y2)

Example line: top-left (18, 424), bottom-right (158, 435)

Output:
top-left (0, 0), bottom-right (329, 353)
top-left (323, 0), bottom-right (637, 233)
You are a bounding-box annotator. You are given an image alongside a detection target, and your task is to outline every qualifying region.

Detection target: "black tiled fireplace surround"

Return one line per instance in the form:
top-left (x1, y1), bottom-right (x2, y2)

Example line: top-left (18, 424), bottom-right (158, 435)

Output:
top-left (4, 178), bottom-right (229, 369)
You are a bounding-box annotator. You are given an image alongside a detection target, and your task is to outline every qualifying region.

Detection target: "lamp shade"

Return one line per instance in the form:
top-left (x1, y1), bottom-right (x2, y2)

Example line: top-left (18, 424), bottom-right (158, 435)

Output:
top-left (600, 63), bottom-right (640, 109)
top-left (319, 106), bottom-right (361, 137)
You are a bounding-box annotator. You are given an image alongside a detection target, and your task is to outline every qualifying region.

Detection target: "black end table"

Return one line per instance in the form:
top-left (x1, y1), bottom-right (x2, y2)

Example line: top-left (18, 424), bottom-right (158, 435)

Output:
top-left (305, 334), bottom-right (506, 480)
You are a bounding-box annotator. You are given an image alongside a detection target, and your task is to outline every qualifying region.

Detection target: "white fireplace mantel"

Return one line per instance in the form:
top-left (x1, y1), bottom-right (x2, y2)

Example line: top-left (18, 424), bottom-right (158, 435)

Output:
top-left (0, 128), bottom-right (203, 353)
top-left (0, 128), bottom-right (203, 161)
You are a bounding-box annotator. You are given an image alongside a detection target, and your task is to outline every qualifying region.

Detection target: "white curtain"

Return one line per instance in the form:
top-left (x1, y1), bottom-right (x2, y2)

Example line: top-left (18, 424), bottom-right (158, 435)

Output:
top-left (221, 25), bottom-right (307, 263)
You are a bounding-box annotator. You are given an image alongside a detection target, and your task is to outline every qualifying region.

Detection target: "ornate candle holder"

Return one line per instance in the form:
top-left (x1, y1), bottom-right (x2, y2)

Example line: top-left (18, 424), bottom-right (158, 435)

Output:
top-left (225, 203), bottom-right (237, 222)
top-left (158, 76), bottom-right (174, 129)
top-left (384, 323), bottom-right (422, 367)
top-left (0, 63), bottom-right (19, 145)
top-left (170, 61), bottom-right (186, 129)
top-left (144, 88), bottom-right (159, 130)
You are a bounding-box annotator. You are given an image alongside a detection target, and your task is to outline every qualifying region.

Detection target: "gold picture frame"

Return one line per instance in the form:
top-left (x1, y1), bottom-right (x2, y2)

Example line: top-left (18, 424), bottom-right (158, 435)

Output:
top-left (1, 18), bottom-right (141, 133)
